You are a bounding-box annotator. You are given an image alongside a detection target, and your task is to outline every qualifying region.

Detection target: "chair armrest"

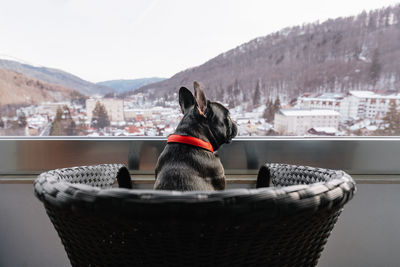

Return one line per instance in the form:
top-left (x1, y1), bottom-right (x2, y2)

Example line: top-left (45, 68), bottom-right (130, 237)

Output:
top-left (257, 163), bottom-right (348, 187)
top-left (46, 164), bottom-right (127, 189)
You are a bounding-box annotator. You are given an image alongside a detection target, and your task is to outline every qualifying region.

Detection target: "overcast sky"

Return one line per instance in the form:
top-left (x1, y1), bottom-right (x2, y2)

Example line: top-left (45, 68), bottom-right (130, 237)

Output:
top-left (0, 0), bottom-right (399, 82)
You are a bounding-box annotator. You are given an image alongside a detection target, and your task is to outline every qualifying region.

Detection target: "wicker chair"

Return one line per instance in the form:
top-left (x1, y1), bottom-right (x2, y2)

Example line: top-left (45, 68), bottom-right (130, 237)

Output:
top-left (34, 163), bottom-right (356, 267)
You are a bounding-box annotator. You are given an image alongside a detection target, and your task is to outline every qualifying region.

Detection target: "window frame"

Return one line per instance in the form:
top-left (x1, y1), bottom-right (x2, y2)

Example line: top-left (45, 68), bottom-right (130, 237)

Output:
top-left (0, 136), bottom-right (399, 176)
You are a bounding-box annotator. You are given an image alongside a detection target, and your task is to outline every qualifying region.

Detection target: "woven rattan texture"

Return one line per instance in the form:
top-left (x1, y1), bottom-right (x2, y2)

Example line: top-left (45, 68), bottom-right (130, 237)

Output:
top-left (34, 163), bottom-right (356, 267)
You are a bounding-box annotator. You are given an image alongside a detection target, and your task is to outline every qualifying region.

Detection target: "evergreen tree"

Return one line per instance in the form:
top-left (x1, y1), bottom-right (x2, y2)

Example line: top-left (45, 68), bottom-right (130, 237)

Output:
top-left (273, 96), bottom-right (281, 112)
top-left (263, 99), bottom-right (274, 122)
top-left (367, 12), bottom-right (377, 32)
top-left (63, 105), bottom-right (76, 135)
top-left (50, 107), bottom-right (65, 136)
top-left (263, 96), bottom-right (281, 123)
top-left (55, 106), bottom-right (63, 121)
top-left (233, 79), bottom-right (241, 102)
top-left (234, 79), bottom-right (240, 91)
top-left (226, 85), bottom-right (235, 107)
top-left (50, 106), bottom-right (77, 136)
top-left (243, 90), bottom-right (248, 102)
top-left (369, 48), bottom-right (381, 86)
top-left (91, 101), bottom-right (110, 129)
top-left (253, 81), bottom-right (261, 107)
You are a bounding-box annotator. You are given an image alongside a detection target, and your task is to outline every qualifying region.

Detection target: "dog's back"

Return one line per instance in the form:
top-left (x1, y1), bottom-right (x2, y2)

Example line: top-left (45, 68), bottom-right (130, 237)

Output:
top-left (154, 143), bottom-right (225, 191)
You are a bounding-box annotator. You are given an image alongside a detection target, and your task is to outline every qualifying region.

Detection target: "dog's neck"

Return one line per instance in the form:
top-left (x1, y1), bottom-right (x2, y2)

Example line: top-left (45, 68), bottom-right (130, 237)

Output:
top-left (174, 115), bottom-right (220, 151)
top-left (167, 135), bottom-right (214, 153)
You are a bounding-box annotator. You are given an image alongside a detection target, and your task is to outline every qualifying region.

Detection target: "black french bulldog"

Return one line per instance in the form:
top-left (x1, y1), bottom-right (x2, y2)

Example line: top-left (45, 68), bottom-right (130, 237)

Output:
top-left (154, 81), bottom-right (238, 191)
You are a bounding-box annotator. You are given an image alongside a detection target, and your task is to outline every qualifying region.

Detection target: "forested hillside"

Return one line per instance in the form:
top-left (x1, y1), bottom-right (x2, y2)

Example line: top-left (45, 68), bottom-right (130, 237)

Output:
top-left (135, 4), bottom-right (400, 106)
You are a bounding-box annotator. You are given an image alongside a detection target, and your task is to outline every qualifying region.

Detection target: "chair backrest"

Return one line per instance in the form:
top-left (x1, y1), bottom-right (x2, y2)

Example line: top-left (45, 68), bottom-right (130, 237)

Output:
top-left (34, 163), bottom-right (356, 267)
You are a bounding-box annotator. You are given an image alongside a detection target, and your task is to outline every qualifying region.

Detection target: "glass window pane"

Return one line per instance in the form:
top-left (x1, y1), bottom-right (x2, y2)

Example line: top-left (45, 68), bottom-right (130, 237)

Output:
top-left (1, 1), bottom-right (399, 137)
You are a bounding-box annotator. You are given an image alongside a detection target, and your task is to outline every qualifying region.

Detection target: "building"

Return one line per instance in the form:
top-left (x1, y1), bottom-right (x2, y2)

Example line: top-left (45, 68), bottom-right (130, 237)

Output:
top-left (124, 108), bottom-right (153, 121)
top-left (86, 98), bottom-right (124, 122)
top-left (348, 91), bottom-right (400, 119)
top-left (297, 93), bottom-right (358, 121)
top-left (35, 102), bottom-right (71, 117)
top-left (298, 91), bottom-right (400, 121)
top-left (298, 93), bottom-right (344, 111)
top-left (274, 109), bottom-right (340, 135)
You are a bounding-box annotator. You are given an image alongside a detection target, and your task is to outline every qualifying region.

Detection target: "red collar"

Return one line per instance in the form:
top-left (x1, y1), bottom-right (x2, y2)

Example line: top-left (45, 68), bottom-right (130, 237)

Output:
top-left (167, 134), bottom-right (214, 153)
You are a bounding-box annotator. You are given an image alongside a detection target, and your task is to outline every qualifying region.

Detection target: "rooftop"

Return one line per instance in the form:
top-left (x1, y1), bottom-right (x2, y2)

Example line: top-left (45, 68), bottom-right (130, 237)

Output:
top-left (279, 109), bottom-right (340, 117)
top-left (350, 90), bottom-right (400, 99)
top-left (299, 92), bottom-right (345, 101)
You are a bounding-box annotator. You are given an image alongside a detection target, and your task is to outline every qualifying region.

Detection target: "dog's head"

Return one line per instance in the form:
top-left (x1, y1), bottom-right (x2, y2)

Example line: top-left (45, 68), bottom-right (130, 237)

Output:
top-left (178, 81), bottom-right (238, 150)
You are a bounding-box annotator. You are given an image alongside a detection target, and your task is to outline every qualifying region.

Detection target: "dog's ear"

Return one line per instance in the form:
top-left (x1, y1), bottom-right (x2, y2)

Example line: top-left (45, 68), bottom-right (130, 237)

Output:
top-left (193, 81), bottom-right (208, 116)
top-left (179, 86), bottom-right (195, 114)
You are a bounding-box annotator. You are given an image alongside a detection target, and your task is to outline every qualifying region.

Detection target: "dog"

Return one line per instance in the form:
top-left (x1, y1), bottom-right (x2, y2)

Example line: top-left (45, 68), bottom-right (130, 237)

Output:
top-left (154, 81), bottom-right (238, 191)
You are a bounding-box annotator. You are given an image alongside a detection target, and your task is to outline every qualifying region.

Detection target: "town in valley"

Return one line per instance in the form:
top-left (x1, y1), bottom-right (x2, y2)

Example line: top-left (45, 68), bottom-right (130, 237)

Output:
top-left (1, 88), bottom-right (399, 137)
